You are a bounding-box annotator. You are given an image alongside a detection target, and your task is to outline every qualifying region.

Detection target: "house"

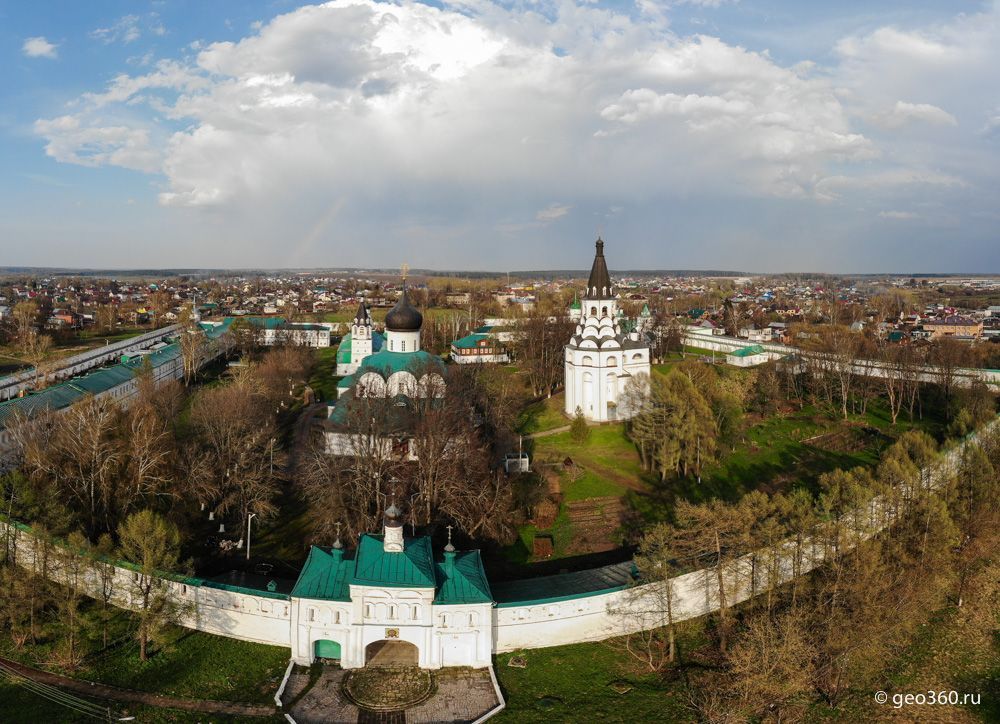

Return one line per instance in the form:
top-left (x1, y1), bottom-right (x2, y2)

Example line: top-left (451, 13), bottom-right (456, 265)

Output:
top-left (252, 318), bottom-right (333, 347)
top-left (922, 316), bottom-right (984, 339)
top-left (450, 333), bottom-right (509, 364)
top-left (726, 344), bottom-right (769, 367)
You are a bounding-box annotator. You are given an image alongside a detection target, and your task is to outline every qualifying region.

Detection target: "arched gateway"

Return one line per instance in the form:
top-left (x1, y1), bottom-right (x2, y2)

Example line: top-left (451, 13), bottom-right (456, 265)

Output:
top-left (365, 639), bottom-right (419, 667)
top-left (289, 505), bottom-right (494, 670)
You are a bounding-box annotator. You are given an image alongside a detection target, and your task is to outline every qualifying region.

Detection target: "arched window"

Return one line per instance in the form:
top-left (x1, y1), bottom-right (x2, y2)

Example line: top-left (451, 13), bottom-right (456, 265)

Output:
top-left (388, 604), bottom-right (397, 620)
top-left (412, 605), bottom-right (420, 620)
top-left (602, 306), bottom-right (608, 317)
top-left (606, 356), bottom-right (617, 367)
top-left (401, 341), bottom-right (406, 352)
top-left (590, 306), bottom-right (597, 316)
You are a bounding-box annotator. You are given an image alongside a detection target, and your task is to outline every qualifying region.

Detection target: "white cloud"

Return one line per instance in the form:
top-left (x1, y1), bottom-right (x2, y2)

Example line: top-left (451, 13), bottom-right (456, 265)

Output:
top-left (91, 15), bottom-right (143, 44)
top-left (536, 204), bottom-right (572, 222)
top-left (34, 116), bottom-right (160, 172)
top-left (873, 101), bottom-right (957, 129)
top-left (22, 36), bottom-right (59, 59)
top-left (878, 210), bottom-right (918, 220)
top-left (28, 0), bottom-right (1000, 271)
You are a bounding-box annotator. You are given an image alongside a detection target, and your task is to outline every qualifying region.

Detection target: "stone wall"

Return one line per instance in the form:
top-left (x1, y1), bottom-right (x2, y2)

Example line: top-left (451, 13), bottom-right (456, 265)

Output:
top-left (2, 418), bottom-right (995, 656)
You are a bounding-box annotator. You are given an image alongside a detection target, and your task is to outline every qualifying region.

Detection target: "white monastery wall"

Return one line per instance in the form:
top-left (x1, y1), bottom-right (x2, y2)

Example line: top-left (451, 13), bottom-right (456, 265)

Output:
top-left (2, 418), bottom-right (995, 657)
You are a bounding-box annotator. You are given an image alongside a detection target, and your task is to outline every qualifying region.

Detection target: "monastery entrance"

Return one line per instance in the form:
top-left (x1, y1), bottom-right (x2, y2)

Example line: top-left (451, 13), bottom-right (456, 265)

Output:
top-left (365, 639), bottom-right (419, 667)
top-left (314, 639), bottom-right (341, 661)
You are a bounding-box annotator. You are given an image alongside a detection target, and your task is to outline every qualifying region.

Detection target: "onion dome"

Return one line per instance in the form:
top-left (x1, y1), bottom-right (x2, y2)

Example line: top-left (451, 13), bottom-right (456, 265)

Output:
top-left (385, 284), bottom-right (423, 332)
top-left (587, 237), bottom-right (613, 298)
top-left (385, 501), bottom-right (403, 527)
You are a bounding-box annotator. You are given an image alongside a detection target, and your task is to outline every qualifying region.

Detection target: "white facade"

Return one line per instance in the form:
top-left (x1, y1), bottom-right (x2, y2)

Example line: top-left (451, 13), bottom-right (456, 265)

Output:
top-left (260, 323), bottom-right (332, 348)
top-left (564, 239), bottom-right (651, 423)
top-left (336, 303), bottom-right (376, 376)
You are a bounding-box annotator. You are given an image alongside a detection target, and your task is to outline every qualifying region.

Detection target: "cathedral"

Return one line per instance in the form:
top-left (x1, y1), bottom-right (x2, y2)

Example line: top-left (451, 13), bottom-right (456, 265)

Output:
top-left (325, 280), bottom-right (447, 456)
top-left (564, 239), bottom-right (651, 422)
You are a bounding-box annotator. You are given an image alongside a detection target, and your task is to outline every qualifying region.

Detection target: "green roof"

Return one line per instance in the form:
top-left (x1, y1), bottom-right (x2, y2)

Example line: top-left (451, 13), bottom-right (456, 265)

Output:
top-left (492, 561), bottom-right (637, 607)
top-left (729, 344), bottom-right (765, 357)
top-left (355, 349), bottom-right (444, 377)
top-left (569, 299), bottom-right (581, 310)
top-left (291, 546), bottom-right (353, 602)
top-left (337, 330), bottom-right (385, 364)
top-left (451, 333), bottom-right (492, 350)
top-left (352, 534), bottom-right (437, 589)
top-left (434, 550), bottom-right (492, 604)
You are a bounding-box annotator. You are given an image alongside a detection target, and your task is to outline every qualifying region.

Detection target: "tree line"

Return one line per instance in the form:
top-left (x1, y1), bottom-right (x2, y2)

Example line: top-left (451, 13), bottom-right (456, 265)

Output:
top-left (619, 425), bottom-right (1000, 722)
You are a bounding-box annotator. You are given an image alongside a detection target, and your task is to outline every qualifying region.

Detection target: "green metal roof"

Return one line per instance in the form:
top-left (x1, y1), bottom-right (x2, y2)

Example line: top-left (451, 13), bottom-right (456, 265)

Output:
top-left (291, 546), bottom-right (354, 602)
top-left (451, 333), bottom-right (493, 350)
top-left (491, 561), bottom-right (638, 607)
top-left (355, 349), bottom-right (444, 377)
top-left (337, 330), bottom-right (385, 364)
top-left (729, 344), bottom-right (765, 357)
top-left (434, 550), bottom-right (492, 604)
top-left (352, 534), bottom-right (437, 589)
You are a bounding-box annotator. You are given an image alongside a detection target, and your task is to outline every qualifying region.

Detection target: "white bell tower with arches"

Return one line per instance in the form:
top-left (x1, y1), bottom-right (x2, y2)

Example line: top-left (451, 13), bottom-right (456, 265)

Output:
top-left (564, 238), bottom-right (650, 423)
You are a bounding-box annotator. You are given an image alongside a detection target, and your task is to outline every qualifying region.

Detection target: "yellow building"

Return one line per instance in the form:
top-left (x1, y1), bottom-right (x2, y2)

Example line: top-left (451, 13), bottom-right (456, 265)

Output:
top-left (923, 316), bottom-right (984, 339)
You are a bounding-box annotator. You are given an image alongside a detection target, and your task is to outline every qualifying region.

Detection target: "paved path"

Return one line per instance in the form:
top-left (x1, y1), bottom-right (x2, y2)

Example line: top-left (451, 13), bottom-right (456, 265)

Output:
top-left (0, 655), bottom-right (276, 718)
top-left (287, 400), bottom-right (328, 475)
top-left (284, 666), bottom-right (500, 724)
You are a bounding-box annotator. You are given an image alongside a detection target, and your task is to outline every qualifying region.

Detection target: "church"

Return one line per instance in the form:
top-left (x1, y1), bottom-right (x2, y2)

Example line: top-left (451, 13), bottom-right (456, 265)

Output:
top-left (289, 506), bottom-right (493, 669)
top-left (564, 239), bottom-right (651, 422)
top-left (325, 280), bottom-right (447, 456)
top-left (335, 299), bottom-right (385, 376)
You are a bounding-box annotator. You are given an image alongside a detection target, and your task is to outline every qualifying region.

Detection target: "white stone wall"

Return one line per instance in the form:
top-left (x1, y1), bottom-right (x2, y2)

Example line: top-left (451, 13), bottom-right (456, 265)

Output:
top-left (0, 520), bottom-right (291, 647)
top-left (3, 418), bottom-right (994, 662)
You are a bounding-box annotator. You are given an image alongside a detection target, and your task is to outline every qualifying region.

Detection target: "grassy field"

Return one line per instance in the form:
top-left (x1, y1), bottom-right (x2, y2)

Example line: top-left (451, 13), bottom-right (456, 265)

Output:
top-left (494, 642), bottom-right (692, 723)
top-left (517, 393), bottom-right (569, 434)
top-left (1, 613), bottom-right (289, 706)
top-left (308, 345), bottom-right (339, 402)
top-left (531, 424), bottom-right (650, 494)
top-left (0, 680), bottom-right (282, 723)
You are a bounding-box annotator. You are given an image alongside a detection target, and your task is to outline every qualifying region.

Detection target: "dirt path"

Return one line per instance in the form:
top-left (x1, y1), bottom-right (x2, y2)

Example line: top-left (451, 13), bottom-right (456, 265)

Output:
top-left (287, 401), bottom-right (328, 475)
top-left (0, 656), bottom-right (277, 718)
top-left (525, 424), bottom-right (570, 439)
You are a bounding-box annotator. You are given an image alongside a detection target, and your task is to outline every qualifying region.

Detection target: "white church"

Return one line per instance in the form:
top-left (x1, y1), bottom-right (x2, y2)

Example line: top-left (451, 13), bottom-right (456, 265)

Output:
top-left (564, 238), bottom-right (651, 422)
top-left (289, 505), bottom-right (493, 669)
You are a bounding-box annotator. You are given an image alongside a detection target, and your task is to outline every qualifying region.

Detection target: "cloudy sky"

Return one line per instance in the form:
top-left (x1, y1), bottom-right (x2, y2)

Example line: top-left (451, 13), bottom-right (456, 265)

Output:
top-left (3, 0), bottom-right (999, 272)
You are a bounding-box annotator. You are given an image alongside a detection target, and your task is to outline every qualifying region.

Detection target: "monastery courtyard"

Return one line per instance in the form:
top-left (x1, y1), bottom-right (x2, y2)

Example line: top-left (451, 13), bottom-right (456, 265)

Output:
top-left (282, 663), bottom-right (500, 724)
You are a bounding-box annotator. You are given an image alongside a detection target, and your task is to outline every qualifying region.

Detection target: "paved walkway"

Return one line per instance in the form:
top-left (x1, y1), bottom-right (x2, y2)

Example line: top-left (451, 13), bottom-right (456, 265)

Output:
top-left (283, 666), bottom-right (500, 724)
top-left (0, 656), bottom-right (276, 717)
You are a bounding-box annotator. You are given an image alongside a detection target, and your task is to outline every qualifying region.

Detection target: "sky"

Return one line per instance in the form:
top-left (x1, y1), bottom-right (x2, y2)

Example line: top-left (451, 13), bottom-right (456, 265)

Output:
top-left (2, 0), bottom-right (999, 273)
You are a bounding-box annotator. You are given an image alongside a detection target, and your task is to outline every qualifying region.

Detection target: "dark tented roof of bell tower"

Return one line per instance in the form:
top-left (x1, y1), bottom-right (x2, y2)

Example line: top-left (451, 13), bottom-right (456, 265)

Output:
top-left (587, 237), bottom-right (613, 298)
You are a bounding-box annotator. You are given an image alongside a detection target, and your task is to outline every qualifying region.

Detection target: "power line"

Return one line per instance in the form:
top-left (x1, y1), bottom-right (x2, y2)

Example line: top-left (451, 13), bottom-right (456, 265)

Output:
top-left (0, 660), bottom-right (111, 721)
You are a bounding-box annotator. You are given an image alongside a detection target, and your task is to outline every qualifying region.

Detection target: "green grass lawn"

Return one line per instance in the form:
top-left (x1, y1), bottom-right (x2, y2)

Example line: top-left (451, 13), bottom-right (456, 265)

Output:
top-left (533, 425), bottom-right (649, 492)
top-left (517, 393), bottom-right (569, 434)
top-left (308, 345), bottom-right (339, 402)
top-left (82, 625), bottom-right (288, 704)
top-left (0, 680), bottom-right (279, 723)
top-left (562, 468), bottom-right (628, 501)
top-left (494, 643), bottom-right (692, 723)
top-left (1, 611), bottom-right (289, 707)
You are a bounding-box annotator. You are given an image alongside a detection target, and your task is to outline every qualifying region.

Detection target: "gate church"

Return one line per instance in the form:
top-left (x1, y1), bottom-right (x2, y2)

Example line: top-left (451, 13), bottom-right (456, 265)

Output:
top-left (564, 239), bottom-right (651, 422)
top-left (289, 505), bottom-right (493, 669)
